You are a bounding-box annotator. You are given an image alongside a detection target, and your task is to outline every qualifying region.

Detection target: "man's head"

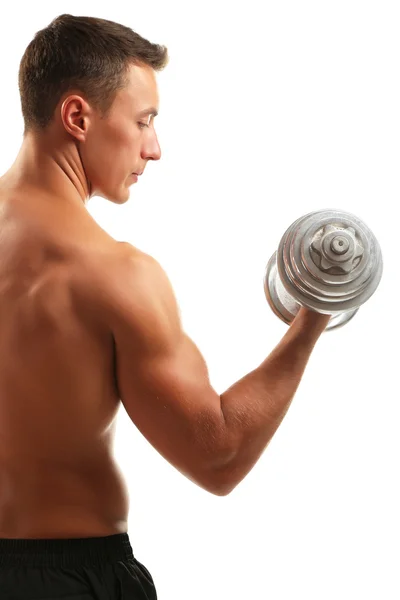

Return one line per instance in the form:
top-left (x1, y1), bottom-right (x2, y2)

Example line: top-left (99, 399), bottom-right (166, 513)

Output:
top-left (18, 14), bottom-right (168, 204)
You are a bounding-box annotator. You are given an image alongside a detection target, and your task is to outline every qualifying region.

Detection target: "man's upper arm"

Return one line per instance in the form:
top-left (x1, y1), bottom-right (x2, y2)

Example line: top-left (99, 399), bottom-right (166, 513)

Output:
top-left (106, 244), bottom-right (231, 495)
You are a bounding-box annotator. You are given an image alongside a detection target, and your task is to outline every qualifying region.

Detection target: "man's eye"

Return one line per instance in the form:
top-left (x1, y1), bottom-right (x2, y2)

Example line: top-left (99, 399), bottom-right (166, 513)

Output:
top-left (138, 122), bottom-right (149, 129)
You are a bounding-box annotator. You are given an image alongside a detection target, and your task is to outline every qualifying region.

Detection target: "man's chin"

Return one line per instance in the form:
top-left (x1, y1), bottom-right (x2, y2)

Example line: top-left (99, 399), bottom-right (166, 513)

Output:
top-left (96, 188), bottom-right (131, 205)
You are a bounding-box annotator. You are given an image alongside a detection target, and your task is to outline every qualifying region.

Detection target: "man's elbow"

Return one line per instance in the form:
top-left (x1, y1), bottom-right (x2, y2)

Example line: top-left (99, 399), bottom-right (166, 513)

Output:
top-left (207, 460), bottom-right (238, 496)
top-left (210, 483), bottom-right (235, 497)
top-left (200, 429), bottom-right (240, 496)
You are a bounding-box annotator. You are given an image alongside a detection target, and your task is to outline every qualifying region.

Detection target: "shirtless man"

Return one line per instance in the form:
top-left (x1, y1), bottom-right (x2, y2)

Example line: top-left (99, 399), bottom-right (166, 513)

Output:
top-left (0, 14), bottom-right (331, 600)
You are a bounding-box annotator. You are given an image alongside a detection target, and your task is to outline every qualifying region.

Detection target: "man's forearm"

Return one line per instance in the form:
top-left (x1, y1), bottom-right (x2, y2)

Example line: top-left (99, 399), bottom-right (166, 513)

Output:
top-left (217, 308), bottom-right (331, 494)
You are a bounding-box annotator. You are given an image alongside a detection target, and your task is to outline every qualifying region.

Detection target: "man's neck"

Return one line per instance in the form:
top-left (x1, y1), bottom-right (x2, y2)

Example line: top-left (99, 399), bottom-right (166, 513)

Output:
top-left (2, 133), bottom-right (90, 208)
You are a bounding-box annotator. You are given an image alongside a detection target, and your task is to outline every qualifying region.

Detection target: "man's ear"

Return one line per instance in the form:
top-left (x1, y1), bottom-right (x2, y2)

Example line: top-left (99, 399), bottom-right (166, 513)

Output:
top-left (60, 95), bottom-right (91, 142)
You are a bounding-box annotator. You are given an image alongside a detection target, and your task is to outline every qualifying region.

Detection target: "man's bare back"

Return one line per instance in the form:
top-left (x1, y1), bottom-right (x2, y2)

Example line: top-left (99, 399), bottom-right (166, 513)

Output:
top-left (0, 186), bottom-right (130, 539)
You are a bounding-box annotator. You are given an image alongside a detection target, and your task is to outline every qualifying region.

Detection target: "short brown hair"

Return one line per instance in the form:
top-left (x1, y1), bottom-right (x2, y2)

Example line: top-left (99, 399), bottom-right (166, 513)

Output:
top-left (18, 14), bottom-right (169, 133)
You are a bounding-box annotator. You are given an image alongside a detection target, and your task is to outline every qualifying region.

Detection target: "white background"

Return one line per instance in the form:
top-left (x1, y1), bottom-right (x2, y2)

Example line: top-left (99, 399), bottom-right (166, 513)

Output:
top-left (1, 2), bottom-right (399, 599)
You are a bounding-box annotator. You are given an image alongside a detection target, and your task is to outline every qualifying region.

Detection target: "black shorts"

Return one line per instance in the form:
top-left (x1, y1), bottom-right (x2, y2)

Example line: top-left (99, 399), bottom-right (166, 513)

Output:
top-left (0, 532), bottom-right (157, 599)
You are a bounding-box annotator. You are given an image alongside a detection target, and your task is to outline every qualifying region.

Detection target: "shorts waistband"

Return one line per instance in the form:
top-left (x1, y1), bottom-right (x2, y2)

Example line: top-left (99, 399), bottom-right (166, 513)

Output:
top-left (0, 533), bottom-right (134, 568)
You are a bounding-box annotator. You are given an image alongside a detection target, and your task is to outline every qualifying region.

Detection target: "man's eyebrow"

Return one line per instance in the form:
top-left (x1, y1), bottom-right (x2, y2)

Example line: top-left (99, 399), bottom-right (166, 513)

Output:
top-left (137, 107), bottom-right (159, 118)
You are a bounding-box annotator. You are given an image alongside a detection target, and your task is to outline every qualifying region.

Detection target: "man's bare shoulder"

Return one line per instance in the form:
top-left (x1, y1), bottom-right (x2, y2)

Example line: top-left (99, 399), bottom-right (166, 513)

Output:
top-left (107, 242), bottom-right (175, 311)
top-left (108, 241), bottom-right (164, 283)
top-left (84, 240), bottom-right (171, 331)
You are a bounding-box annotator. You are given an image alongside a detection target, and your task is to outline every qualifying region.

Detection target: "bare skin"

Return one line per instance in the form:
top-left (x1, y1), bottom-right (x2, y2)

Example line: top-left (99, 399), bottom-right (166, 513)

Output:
top-left (0, 61), bottom-right (331, 538)
top-left (0, 188), bottom-right (133, 538)
top-left (0, 62), bottom-right (161, 538)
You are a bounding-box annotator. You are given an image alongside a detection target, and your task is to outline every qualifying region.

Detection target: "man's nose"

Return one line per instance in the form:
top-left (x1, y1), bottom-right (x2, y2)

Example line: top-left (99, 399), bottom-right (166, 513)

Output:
top-left (142, 132), bottom-right (161, 162)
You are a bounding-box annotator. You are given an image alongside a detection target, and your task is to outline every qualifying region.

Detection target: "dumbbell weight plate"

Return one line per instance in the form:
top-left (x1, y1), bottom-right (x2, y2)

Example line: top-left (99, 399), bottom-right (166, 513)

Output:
top-left (264, 209), bottom-right (383, 331)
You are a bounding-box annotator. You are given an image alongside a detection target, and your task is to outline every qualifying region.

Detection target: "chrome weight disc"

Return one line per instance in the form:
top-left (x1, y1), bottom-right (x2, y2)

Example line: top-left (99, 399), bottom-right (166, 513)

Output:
top-left (264, 209), bottom-right (383, 330)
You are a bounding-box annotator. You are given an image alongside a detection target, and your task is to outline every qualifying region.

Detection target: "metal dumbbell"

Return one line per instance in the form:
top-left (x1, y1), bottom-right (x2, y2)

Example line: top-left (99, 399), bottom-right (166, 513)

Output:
top-left (264, 209), bottom-right (383, 331)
